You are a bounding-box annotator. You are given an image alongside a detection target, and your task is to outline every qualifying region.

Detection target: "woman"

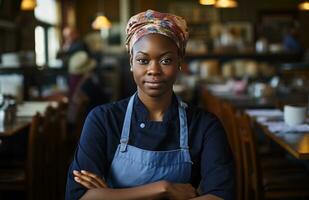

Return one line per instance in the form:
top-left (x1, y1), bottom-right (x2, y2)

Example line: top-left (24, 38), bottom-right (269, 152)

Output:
top-left (66, 10), bottom-right (235, 200)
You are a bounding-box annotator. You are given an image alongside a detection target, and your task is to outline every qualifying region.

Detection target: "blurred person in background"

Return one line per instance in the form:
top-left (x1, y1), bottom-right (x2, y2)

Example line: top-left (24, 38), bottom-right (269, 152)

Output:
top-left (283, 25), bottom-right (302, 53)
top-left (66, 50), bottom-right (96, 122)
top-left (67, 32), bottom-right (112, 152)
top-left (69, 31), bottom-right (108, 113)
top-left (57, 26), bottom-right (91, 99)
top-left (66, 10), bottom-right (235, 200)
top-left (57, 26), bottom-right (89, 68)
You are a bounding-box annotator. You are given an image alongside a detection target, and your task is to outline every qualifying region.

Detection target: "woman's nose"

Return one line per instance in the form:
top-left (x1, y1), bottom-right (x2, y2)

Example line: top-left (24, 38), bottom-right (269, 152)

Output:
top-left (147, 62), bottom-right (162, 75)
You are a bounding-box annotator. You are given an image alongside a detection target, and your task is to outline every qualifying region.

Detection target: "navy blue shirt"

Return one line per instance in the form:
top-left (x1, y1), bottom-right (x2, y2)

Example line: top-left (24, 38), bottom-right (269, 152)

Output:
top-left (66, 94), bottom-right (235, 199)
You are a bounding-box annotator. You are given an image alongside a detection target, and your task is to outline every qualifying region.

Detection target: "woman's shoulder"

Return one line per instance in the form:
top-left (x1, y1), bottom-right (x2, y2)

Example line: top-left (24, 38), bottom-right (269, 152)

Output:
top-left (187, 104), bottom-right (220, 123)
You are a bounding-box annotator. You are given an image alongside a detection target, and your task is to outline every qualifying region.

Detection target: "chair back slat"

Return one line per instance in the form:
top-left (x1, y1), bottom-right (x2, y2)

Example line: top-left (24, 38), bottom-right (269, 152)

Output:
top-left (27, 105), bottom-right (67, 200)
top-left (202, 89), bottom-right (223, 120)
top-left (221, 102), bottom-right (243, 200)
top-left (27, 113), bottom-right (45, 200)
top-left (237, 113), bottom-right (264, 200)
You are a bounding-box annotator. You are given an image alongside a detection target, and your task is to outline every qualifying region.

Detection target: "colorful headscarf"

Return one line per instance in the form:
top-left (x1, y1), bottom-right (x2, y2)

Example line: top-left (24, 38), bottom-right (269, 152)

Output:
top-left (126, 10), bottom-right (189, 56)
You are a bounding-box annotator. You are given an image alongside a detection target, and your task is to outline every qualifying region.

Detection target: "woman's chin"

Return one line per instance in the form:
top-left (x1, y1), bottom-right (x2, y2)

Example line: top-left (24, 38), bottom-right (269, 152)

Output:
top-left (141, 88), bottom-right (170, 98)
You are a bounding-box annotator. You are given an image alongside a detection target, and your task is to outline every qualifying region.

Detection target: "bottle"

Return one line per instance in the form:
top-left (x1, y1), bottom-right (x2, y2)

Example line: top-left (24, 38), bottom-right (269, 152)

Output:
top-left (255, 37), bottom-right (268, 53)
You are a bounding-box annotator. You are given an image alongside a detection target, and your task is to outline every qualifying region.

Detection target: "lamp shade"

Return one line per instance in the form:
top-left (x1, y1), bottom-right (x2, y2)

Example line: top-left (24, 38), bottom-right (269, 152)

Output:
top-left (92, 13), bottom-right (112, 30)
top-left (199, 0), bottom-right (216, 5)
top-left (21, 0), bottom-right (37, 10)
top-left (299, 1), bottom-right (309, 10)
top-left (215, 0), bottom-right (238, 8)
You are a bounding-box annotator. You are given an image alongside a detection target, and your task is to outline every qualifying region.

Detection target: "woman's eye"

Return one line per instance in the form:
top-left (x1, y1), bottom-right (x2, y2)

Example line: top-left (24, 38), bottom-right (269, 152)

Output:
top-left (161, 58), bottom-right (172, 65)
top-left (136, 59), bottom-right (149, 65)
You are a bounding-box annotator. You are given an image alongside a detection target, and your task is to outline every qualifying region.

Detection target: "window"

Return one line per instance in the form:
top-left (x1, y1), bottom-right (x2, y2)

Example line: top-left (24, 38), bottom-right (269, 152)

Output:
top-left (34, 0), bottom-right (60, 67)
top-left (35, 26), bottom-right (45, 66)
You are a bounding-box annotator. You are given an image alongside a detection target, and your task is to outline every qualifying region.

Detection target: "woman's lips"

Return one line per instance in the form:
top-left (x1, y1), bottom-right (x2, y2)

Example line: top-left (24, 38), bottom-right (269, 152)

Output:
top-left (144, 81), bottom-right (164, 88)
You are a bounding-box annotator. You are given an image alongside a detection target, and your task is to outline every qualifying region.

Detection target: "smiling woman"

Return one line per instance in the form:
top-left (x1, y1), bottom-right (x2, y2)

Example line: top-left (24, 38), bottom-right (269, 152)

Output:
top-left (66, 10), bottom-right (235, 200)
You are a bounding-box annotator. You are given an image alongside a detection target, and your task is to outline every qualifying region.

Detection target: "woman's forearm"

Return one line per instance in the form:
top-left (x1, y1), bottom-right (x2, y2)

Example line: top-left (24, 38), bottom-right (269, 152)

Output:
top-left (80, 180), bottom-right (168, 200)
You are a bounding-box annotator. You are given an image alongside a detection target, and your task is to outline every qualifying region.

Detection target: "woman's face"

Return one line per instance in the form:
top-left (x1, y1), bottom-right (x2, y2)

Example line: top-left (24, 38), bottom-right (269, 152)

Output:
top-left (130, 34), bottom-right (181, 98)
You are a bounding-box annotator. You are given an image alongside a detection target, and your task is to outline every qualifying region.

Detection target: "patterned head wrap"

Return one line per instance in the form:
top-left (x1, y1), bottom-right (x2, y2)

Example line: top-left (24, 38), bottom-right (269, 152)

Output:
top-left (126, 10), bottom-right (189, 56)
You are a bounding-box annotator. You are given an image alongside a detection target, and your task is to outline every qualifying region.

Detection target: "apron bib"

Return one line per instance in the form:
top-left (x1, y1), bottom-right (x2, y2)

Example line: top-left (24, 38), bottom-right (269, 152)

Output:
top-left (107, 94), bottom-right (192, 188)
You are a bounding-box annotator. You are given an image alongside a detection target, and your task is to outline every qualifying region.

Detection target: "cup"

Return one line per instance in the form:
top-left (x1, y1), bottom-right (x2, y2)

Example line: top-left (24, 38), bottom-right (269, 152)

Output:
top-left (283, 105), bottom-right (307, 126)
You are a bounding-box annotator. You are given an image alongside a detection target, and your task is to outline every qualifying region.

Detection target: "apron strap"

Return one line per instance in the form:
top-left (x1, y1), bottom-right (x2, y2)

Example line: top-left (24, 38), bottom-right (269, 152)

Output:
top-left (120, 93), bottom-right (136, 152)
top-left (177, 96), bottom-right (189, 150)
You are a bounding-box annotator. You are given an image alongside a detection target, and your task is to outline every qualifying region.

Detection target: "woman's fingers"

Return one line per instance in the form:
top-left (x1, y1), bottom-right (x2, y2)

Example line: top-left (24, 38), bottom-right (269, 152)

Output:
top-left (73, 170), bottom-right (102, 188)
top-left (73, 170), bottom-right (107, 189)
top-left (81, 170), bottom-right (108, 188)
top-left (74, 176), bottom-right (97, 189)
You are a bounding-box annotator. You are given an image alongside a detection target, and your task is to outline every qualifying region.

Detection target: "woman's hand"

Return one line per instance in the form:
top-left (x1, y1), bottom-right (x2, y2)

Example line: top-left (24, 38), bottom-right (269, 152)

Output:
top-left (73, 170), bottom-right (108, 189)
top-left (165, 182), bottom-right (198, 200)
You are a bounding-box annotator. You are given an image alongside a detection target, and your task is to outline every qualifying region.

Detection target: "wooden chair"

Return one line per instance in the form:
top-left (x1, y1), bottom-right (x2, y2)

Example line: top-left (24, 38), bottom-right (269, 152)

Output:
top-left (43, 105), bottom-right (68, 200)
top-left (55, 100), bottom-right (70, 197)
top-left (201, 89), bottom-right (224, 121)
top-left (237, 112), bottom-right (309, 200)
top-left (0, 104), bottom-right (67, 200)
top-left (220, 102), bottom-right (244, 200)
top-left (203, 92), bottom-right (244, 200)
top-left (0, 113), bottom-right (45, 200)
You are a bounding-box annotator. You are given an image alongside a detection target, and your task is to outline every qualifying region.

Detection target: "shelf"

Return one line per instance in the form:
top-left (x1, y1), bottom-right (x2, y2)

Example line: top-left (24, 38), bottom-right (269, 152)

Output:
top-left (0, 66), bottom-right (67, 74)
top-left (0, 66), bottom-right (68, 100)
top-left (186, 52), bottom-right (303, 63)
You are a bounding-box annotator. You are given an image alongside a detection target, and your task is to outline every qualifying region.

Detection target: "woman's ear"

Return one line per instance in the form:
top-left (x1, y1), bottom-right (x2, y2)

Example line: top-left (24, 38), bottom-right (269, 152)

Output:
top-left (178, 58), bottom-right (184, 71)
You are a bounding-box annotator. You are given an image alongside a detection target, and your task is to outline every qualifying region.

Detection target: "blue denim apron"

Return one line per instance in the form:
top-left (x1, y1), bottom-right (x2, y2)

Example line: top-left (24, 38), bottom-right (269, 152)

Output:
top-left (107, 94), bottom-right (192, 188)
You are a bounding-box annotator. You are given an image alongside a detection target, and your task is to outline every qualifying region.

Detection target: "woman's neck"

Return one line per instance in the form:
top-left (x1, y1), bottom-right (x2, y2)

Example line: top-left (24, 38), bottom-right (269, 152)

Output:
top-left (137, 90), bottom-right (173, 121)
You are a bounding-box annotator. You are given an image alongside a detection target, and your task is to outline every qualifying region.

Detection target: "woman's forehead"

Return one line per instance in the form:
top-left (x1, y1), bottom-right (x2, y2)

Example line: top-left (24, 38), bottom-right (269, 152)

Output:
top-left (132, 34), bottom-right (179, 55)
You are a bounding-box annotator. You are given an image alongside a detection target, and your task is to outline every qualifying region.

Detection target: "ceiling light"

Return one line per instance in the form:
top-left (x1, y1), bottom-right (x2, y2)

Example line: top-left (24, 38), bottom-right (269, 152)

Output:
top-left (92, 13), bottom-right (112, 30)
top-left (215, 0), bottom-right (238, 8)
top-left (299, 1), bottom-right (309, 10)
top-left (21, 0), bottom-right (37, 11)
top-left (199, 0), bottom-right (216, 6)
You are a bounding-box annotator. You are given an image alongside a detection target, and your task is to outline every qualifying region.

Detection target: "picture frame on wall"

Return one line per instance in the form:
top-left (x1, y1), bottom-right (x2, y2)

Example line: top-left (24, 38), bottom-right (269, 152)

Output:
top-left (225, 22), bottom-right (253, 44)
top-left (257, 11), bottom-right (298, 44)
top-left (209, 22), bottom-right (253, 52)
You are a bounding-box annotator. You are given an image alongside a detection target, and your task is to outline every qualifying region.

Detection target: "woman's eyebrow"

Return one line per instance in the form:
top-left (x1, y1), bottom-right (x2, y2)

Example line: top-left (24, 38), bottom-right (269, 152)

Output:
top-left (135, 51), bottom-right (175, 56)
top-left (136, 51), bottom-right (148, 55)
top-left (159, 51), bottom-right (174, 56)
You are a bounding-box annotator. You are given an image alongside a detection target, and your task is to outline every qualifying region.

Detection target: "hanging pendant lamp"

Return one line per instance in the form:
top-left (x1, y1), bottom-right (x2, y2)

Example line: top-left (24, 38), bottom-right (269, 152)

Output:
top-left (215, 0), bottom-right (238, 8)
top-left (21, 0), bottom-right (37, 11)
top-left (92, 12), bottom-right (112, 30)
top-left (92, 0), bottom-right (112, 30)
top-left (299, 1), bottom-right (309, 10)
top-left (199, 0), bottom-right (216, 6)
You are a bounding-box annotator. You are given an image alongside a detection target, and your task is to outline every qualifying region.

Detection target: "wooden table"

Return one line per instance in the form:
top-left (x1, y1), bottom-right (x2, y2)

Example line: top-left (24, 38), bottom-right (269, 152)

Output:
top-left (246, 109), bottom-right (309, 160)
top-left (259, 123), bottom-right (309, 160)
top-left (0, 117), bottom-right (32, 137)
top-left (203, 85), bottom-right (309, 159)
top-left (0, 101), bottom-right (57, 137)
